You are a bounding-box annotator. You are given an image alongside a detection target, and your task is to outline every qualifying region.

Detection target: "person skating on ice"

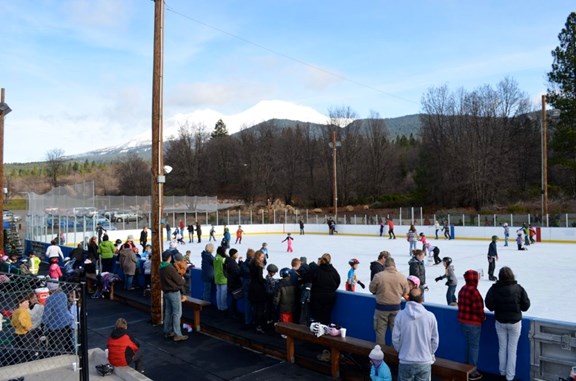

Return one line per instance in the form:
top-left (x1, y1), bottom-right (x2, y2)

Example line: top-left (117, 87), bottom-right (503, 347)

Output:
top-left (516, 233), bottom-right (528, 251)
top-left (435, 257), bottom-right (457, 306)
top-left (487, 235), bottom-right (499, 281)
top-left (281, 233), bottom-right (294, 252)
top-left (502, 223), bottom-right (510, 246)
top-left (346, 258), bottom-right (365, 292)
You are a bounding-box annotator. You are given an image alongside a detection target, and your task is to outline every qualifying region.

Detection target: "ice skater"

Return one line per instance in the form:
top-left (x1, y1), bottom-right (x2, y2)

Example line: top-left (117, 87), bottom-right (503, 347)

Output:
top-left (387, 218), bottom-right (396, 239)
top-left (516, 233), bottom-right (528, 251)
top-left (435, 257), bottom-right (457, 306)
top-left (406, 225), bottom-right (418, 255)
top-left (487, 235), bottom-right (499, 281)
top-left (346, 258), bottom-right (365, 292)
top-left (235, 225), bottom-right (244, 244)
top-left (281, 233), bottom-right (294, 252)
top-left (503, 223), bottom-right (510, 246)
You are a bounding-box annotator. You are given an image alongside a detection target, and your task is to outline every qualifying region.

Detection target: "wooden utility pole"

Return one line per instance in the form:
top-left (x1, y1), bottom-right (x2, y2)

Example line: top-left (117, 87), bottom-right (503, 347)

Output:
top-left (541, 95), bottom-right (548, 219)
top-left (331, 130), bottom-right (338, 220)
top-left (0, 88), bottom-right (9, 250)
top-left (150, 0), bottom-right (165, 325)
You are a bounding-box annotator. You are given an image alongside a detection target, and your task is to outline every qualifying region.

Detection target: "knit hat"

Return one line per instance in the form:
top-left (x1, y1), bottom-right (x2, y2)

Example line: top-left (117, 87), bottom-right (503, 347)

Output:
top-left (266, 264), bottom-right (278, 273)
top-left (127, 235), bottom-right (134, 241)
top-left (369, 345), bottom-right (384, 361)
top-left (407, 275), bottom-right (421, 288)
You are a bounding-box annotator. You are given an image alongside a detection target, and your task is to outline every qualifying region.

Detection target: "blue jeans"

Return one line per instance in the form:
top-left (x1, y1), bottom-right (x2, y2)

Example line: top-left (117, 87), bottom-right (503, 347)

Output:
top-left (460, 323), bottom-right (481, 366)
top-left (124, 275), bottom-right (133, 290)
top-left (243, 283), bottom-right (252, 325)
top-left (216, 284), bottom-right (228, 311)
top-left (398, 363), bottom-right (431, 381)
top-left (409, 241), bottom-right (417, 255)
top-left (202, 281), bottom-right (213, 302)
top-left (163, 291), bottom-right (183, 337)
top-left (446, 285), bottom-right (456, 305)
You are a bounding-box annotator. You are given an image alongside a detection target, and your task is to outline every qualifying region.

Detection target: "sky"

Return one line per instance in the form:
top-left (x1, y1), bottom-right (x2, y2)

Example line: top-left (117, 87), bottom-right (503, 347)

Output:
top-left (0, 0), bottom-right (574, 163)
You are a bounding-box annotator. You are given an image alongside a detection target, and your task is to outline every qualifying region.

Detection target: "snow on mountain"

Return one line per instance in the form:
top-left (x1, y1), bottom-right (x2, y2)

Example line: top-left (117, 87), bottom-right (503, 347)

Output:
top-left (69, 100), bottom-right (329, 161)
top-left (134, 100), bottom-right (329, 142)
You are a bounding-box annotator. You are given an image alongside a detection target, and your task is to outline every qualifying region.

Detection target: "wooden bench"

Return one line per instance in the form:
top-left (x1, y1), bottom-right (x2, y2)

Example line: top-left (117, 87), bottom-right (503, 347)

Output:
top-left (275, 322), bottom-right (475, 380)
top-left (183, 296), bottom-right (211, 332)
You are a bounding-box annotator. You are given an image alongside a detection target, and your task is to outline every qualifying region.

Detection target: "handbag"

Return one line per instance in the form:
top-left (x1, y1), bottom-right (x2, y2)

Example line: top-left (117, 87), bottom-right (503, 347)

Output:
top-left (231, 288), bottom-right (244, 300)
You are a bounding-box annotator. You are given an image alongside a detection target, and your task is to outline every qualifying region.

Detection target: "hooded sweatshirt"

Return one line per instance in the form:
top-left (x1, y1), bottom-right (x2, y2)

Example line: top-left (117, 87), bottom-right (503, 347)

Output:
top-left (457, 270), bottom-right (485, 325)
top-left (392, 301), bottom-right (438, 365)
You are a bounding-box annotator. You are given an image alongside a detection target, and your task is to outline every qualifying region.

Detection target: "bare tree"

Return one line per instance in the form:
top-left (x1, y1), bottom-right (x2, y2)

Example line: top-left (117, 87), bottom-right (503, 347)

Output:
top-left (419, 79), bottom-right (532, 209)
top-left (45, 148), bottom-right (66, 188)
top-left (165, 123), bottom-right (210, 194)
top-left (116, 153), bottom-right (151, 196)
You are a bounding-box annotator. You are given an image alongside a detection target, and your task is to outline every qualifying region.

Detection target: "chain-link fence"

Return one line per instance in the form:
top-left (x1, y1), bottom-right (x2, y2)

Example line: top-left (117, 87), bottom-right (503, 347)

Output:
top-left (0, 273), bottom-right (86, 380)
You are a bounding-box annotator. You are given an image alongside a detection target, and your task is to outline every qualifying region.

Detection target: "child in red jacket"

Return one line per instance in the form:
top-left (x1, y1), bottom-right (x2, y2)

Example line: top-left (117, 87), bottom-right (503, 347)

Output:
top-left (107, 318), bottom-right (144, 373)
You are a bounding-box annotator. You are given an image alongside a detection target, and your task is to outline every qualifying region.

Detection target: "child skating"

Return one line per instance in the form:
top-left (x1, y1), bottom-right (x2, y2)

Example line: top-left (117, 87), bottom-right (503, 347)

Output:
top-left (435, 257), bottom-right (457, 305)
top-left (346, 258), bottom-right (365, 292)
top-left (503, 223), bottom-right (510, 246)
top-left (281, 233), bottom-right (294, 252)
top-left (516, 232), bottom-right (528, 251)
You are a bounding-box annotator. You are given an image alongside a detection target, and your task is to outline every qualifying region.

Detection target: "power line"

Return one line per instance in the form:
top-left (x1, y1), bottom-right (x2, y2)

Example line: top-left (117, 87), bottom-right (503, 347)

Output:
top-left (163, 2), bottom-right (418, 105)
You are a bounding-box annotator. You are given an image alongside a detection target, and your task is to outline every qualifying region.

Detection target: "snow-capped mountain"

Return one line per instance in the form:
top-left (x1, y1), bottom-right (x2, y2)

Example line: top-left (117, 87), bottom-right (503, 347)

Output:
top-left (71, 100), bottom-right (329, 161)
top-left (140, 99), bottom-right (329, 142)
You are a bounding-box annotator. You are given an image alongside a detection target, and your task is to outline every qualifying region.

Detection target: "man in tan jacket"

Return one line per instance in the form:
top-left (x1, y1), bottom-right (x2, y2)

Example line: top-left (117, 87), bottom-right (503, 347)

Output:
top-left (369, 257), bottom-right (409, 347)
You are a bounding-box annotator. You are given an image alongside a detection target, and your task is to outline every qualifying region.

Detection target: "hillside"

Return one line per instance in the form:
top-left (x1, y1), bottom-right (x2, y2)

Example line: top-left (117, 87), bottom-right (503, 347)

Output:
top-left (65, 114), bottom-right (422, 163)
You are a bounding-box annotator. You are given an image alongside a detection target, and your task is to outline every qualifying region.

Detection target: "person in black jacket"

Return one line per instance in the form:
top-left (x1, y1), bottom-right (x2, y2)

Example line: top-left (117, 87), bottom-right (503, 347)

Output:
top-left (249, 250), bottom-right (267, 333)
top-left (409, 249), bottom-right (427, 295)
top-left (225, 248), bottom-right (242, 319)
top-left (239, 249), bottom-right (255, 327)
top-left (370, 251), bottom-right (389, 281)
top-left (309, 253), bottom-right (341, 325)
top-left (485, 266), bottom-right (530, 381)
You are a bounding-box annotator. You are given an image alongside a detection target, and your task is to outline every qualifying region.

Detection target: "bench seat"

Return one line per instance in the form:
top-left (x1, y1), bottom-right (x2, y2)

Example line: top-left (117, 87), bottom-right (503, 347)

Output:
top-left (275, 322), bottom-right (474, 380)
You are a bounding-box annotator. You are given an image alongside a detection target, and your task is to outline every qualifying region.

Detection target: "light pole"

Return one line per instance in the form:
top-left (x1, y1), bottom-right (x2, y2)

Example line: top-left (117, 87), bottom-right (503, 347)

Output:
top-left (328, 130), bottom-right (341, 221)
top-left (0, 88), bottom-right (12, 250)
top-left (541, 95), bottom-right (547, 223)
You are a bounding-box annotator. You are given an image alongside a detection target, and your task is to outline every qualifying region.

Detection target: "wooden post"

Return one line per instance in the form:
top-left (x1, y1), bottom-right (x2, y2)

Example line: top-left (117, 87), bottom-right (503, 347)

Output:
top-left (541, 95), bottom-right (548, 219)
top-left (0, 89), bottom-right (5, 250)
top-left (150, 0), bottom-right (165, 326)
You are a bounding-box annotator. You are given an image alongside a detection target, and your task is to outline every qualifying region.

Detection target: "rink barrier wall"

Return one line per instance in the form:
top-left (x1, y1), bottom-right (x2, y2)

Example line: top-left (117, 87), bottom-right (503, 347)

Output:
top-left (39, 223), bottom-right (576, 247)
top-left (24, 238), bottom-right (575, 379)
top-left (191, 267), bottom-right (576, 381)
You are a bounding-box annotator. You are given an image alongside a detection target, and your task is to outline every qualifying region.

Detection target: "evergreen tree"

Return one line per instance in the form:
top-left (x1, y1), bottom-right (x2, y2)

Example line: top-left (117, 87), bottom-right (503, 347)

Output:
top-left (211, 119), bottom-right (229, 138)
top-left (547, 12), bottom-right (576, 196)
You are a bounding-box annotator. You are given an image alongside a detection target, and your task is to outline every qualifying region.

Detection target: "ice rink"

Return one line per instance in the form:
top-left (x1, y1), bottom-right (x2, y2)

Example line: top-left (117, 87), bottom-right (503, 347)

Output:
top-left (178, 231), bottom-right (573, 323)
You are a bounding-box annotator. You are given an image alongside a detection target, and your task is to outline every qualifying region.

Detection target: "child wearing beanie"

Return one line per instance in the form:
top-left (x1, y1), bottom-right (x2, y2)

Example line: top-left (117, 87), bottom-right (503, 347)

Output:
top-left (369, 344), bottom-right (392, 381)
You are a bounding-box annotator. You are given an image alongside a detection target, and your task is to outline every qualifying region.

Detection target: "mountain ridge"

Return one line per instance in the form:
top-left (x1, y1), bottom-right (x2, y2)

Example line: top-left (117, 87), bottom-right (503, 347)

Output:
top-left (66, 100), bottom-right (422, 162)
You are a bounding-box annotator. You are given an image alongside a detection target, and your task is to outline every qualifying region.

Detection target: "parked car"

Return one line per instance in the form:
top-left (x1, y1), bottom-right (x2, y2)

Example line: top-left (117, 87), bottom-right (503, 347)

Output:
top-left (3, 210), bottom-right (21, 222)
top-left (88, 217), bottom-right (117, 231)
top-left (111, 211), bottom-right (143, 223)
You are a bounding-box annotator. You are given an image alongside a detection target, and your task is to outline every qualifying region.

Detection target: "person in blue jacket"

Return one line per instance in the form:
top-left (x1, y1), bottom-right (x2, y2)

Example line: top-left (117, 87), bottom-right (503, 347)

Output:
top-left (369, 344), bottom-right (392, 381)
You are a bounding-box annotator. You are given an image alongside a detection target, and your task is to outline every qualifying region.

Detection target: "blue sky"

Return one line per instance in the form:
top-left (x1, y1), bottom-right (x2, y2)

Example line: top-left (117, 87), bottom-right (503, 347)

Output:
top-left (0, 0), bottom-right (573, 163)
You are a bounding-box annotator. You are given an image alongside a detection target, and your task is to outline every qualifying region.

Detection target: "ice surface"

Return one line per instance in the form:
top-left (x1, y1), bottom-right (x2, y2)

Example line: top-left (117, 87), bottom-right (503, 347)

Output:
top-left (180, 232), bottom-right (574, 322)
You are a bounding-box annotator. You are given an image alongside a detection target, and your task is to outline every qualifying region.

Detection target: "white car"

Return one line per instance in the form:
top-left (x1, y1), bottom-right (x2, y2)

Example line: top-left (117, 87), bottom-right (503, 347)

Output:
top-left (112, 211), bottom-right (144, 223)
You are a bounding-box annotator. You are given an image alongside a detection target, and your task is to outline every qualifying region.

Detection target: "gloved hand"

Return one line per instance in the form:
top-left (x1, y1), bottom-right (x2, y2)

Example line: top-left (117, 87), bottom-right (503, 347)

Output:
top-left (357, 281), bottom-right (365, 289)
top-left (422, 284), bottom-right (429, 291)
top-left (301, 287), bottom-right (311, 304)
top-left (435, 276), bottom-right (442, 282)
